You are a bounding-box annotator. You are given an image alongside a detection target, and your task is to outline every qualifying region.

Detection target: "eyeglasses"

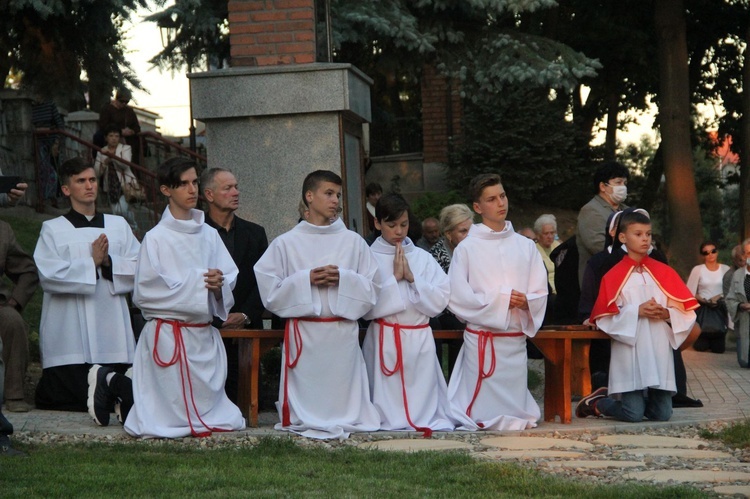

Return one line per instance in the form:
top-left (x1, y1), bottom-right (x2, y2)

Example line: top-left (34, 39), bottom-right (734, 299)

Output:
top-left (701, 248), bottom-right (718, 256)
top-left (117, 99), bottom-right (129, 104)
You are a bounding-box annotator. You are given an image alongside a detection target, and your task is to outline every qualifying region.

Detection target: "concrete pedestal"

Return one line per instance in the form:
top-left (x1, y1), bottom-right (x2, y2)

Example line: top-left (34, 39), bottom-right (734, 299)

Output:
top-left (189, 63), bottom-right (372, 240)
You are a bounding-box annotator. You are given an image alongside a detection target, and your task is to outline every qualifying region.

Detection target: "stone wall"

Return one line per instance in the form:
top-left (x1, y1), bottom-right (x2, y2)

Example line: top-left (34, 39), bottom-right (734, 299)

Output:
top-left (0, 92), bottom-right (36, 204)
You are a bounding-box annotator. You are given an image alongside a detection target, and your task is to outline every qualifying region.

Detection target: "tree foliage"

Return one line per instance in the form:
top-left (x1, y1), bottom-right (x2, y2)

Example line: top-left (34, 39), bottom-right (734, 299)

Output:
top-left (145, 0), bottom-right (230, 72)
top-left (0, 0), bottom-right (148, 110)
top-left (448, 86), bottom-right (589, 208)
top-left (331, 0), bottom-right (600, 95)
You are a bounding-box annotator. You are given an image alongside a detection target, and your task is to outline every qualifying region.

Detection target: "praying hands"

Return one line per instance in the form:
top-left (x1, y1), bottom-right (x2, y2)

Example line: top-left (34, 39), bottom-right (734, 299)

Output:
top-left (392, 242), bottom-right (414, 283)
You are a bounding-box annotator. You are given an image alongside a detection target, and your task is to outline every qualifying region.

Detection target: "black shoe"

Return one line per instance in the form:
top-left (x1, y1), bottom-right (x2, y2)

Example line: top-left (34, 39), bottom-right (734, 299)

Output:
top-left (672, 393), bottom-right (704, 408)
top-left (87, 365), bottom-right (114, 426)
top-left (0, 436), bottom-right (26, 457)
top-left (575, 386), bottom-right (608, 418)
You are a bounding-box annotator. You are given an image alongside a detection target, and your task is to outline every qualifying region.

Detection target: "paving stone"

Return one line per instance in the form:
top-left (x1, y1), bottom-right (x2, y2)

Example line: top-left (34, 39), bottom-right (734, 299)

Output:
top-left (618, 447), bottom-right (732, 459)
top-left (358, 439), bottom-right (473, 452)
top-left (624, 470), bottom-right (750, 483)
top-left (724, 462), bottom-right (750, 469)
top-left (481, 436), bottom-right (594, 450)
top-left (544, 460), bottom-right (645, 469)
top-left (479, 450), bottom-right (586, 460)
top-left (596, 434), bottom-right (708, 448)
top-left (713, 485), bottom-right (750, 496)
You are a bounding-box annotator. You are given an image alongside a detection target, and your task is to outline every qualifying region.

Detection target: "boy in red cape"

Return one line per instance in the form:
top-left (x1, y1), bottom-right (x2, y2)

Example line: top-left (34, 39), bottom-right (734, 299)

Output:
top-left (576, 210), bottom-right (699, 422)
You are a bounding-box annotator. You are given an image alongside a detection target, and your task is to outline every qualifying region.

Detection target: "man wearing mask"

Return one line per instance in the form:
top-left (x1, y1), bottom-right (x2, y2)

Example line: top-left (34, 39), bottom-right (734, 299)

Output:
top-left (576, 161), bottom-right (630, 286)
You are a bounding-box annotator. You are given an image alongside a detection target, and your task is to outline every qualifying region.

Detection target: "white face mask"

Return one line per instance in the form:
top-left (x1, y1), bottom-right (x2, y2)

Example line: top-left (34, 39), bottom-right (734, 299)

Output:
top-left (609, 185), bottom-right (627, 204)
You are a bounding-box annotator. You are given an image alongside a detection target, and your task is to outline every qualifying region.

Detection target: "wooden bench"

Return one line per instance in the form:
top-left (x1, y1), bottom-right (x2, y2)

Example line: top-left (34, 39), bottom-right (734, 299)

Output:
top-left (221, 326), bottom-right (608, 427)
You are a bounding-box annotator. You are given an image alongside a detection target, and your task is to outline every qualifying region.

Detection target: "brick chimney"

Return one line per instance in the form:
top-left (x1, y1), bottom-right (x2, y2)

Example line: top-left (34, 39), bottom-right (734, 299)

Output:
top-left (421, 64), bottom-right (462, 164)
top-left (228, 0), bottom-right (317, 67)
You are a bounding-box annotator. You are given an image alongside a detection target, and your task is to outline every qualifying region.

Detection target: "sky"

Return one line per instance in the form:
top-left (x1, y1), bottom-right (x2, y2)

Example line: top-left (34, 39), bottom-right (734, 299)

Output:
top-left (123, 3), bottom-right (191, 137)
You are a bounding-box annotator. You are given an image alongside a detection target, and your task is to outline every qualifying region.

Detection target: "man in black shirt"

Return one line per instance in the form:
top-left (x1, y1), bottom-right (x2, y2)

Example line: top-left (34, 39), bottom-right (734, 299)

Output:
top-left (202, 168), bottom-right (269, 403)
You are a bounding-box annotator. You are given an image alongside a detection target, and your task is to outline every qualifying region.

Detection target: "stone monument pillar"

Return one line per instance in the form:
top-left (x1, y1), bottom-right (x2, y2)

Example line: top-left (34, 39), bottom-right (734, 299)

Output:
top-left (189, 0), bottom-right (371, 239)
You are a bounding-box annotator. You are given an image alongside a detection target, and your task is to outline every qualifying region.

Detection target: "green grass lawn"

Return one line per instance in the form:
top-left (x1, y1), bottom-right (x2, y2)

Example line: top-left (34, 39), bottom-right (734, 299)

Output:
top-left (1, 438), bottom-right (706, 498)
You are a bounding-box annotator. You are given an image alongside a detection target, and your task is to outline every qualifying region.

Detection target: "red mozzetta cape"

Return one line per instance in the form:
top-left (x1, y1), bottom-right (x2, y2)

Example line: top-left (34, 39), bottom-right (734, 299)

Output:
top-left (590, 255), bottom-right (699, 324)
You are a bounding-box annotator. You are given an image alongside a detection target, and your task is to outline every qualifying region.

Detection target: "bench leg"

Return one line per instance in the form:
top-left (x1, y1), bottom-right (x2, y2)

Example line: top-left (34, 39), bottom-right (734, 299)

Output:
top-left (236, 338), bottom-right (253, 426)
top-left (570, 340), bottom-right (592, 397)
top-left (236, 337), bottom-right (262, 428)
top-left (532, 338), bottom-right (572, 423)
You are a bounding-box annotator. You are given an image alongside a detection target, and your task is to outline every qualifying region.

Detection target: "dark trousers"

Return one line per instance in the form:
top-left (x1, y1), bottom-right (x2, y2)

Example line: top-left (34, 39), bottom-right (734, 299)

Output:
top-left (0, 339), bottom-right (12, 438)
top-left (35, 363), bottom-right (130, 412)
top-left (693, 331), bottom-right (727, 354)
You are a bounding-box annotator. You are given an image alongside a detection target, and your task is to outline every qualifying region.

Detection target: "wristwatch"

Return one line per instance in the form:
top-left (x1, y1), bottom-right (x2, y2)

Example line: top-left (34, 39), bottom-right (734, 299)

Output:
top-left (241, 313), bottom-right (249, 327)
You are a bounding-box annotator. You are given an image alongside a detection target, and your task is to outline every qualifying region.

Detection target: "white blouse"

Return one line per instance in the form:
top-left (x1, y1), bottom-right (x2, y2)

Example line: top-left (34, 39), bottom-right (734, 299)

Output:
top-left (686, 263), bottom-right (730, 300)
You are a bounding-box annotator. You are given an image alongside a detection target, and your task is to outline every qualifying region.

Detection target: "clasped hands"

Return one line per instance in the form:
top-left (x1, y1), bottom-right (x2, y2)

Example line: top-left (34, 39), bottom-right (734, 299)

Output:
top-left (310, 265), bottom-right (339, 287)
top-left (639, 297), bottom-right (670, 321)
top-left (392, 242), bottom-right (414, 283)
top-left (699, 295), bottom-right (722, 308)
top-left (205, 268), bottom-right (224, 299)
top-left (509, 289), bottom-right (529, 311)
top-left (92, 234), bottom-right (110, 268)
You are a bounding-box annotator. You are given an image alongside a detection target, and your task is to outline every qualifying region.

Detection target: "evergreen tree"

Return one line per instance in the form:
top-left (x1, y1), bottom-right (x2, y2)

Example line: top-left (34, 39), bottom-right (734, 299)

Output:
top-left (0, 0), bottom-right (148, 110)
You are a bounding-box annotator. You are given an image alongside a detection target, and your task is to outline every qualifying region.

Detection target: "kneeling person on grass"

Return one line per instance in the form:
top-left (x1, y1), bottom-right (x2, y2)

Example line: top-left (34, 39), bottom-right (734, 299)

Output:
top-left (254, 170), bottom-right (381, 440)
top-left (577, 210), bottom-right (699, 422)
top-left (88, 157), bottom-right (245, 437)
top-left (35, 157), bottom-right (139, 413)
top-left (362, 193), bottom-right (455, 435)
top-left (446, 173), bottom-right (548, 431)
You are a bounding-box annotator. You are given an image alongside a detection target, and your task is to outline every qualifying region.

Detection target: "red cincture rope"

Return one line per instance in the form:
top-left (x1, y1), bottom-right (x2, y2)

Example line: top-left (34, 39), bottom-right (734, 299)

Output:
top-left (152, 318), bottom-right (228, 438)
top-left (463, 327), bottom-right (524, 426)
top-left (376, 319), bottom-right (433, 438)
top-left (281, 317), bottom-right (343, 427)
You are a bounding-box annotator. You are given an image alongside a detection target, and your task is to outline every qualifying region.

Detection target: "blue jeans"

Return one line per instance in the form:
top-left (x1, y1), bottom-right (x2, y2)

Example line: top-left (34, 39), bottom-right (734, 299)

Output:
top-left (597, 388), bottom-right (673, 422)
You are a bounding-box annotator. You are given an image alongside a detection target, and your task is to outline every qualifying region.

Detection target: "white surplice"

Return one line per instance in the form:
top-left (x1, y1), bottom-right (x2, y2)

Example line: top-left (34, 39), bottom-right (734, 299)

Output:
top-left (362, 237), bottom-right (454, 433)
top-left (596, 270), bottom-right (696, 396)
top-left (124, 207), bottom-right (245, 438)
top-left (446, 222), bottom-right (547, 431)
top-left (254, 218), bottom-right (380, 439)
top-left (35, 214), bottom-right (140, 368)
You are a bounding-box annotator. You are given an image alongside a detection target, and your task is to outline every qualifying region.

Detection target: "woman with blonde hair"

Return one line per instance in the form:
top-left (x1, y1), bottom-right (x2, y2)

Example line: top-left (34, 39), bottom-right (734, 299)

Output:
top-left (430, 204), bottom-right (474, 273)
top-left (429, 203), bottom-right (474, 375)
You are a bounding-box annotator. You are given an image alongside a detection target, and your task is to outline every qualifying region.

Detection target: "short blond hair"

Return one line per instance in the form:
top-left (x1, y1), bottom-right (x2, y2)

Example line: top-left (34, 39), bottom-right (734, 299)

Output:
top-left (439, 204), bottom-right (474, 234)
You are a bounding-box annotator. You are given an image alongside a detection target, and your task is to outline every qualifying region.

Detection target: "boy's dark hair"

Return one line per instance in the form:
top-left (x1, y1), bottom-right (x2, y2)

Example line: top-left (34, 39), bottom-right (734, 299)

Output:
top-left (102, 123), bottom-right (122, 137)
top-left (302, 170), bottom-right (342, 207)
top-left (468, 173), bottom-right (502, 203)
top-left (158, 157), bottom-right (198, 189)
top-left (616, 209), bottom-right (651, 238)
top-left (592, 161), bottom-right (630, 194)
top-left (699, 240), bottom-right (717, 253)
top-left (365, 182), bottom-right (383, 197)
top-left (375, 193), bottom-right (410, 222)
top-left (59, 157), bottom-right (92, 185)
